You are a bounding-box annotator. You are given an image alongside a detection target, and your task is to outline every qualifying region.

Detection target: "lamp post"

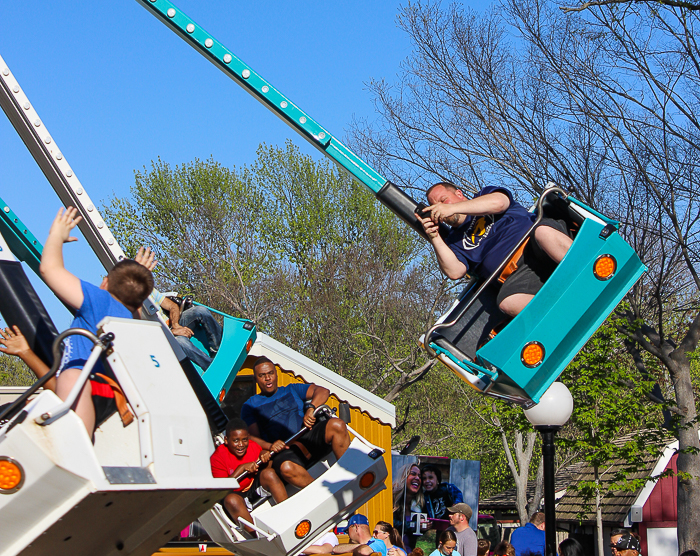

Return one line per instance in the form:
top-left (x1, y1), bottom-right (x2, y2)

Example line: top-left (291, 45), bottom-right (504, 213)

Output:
top-left (524, 382), bottom-right (574, 556)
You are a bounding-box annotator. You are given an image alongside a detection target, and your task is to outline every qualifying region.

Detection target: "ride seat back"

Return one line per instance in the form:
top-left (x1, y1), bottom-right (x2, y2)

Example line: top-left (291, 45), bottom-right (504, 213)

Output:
top-left (0, 260), bottom-right (59, 366)
top-left (540, 193), bottom-right (584, 234)
top-left (101, 317), bottom-right (217, 481)
top-left (433, 280), bottom-right (505, 362)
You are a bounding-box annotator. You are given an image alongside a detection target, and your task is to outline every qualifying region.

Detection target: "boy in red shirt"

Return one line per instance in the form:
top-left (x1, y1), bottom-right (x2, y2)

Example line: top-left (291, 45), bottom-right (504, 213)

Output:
top-left (211, 418), bottom-right (288, 532)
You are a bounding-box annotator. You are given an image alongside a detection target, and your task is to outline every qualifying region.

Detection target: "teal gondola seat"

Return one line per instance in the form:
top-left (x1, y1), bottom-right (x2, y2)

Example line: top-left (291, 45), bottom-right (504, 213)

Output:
top-left (424, 187), bottom-right (646, 406)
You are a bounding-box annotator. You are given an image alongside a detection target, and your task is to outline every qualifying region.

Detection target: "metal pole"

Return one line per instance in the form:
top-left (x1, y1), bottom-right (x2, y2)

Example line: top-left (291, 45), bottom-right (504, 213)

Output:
top-left (538, 426), bottom-right (559, 556)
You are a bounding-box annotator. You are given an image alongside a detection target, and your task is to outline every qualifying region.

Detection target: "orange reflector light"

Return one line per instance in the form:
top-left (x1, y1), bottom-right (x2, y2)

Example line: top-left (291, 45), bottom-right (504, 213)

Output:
top-left (593, 254), bottom-right (616, 280)
top-left (359, 471), bottom-right (376, 490)
top-left (521, 342), bottom-right (545, 368)
top-left (0, 457), bottom-right (24, 494)
top-left (245, 339), bottom-right (253, 352)
top-left (218, 388), bottom-right (226, 403)
top-left (295, 519), bottom-right (312, 538)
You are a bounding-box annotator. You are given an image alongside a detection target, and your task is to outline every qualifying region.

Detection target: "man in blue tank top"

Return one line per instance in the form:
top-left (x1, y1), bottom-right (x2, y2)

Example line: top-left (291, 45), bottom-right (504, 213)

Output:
top-left (417, 182), bottom-right (573, 317)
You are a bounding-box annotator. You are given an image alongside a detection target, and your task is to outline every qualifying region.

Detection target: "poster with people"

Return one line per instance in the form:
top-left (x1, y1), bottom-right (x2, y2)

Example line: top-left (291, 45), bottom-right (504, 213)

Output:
top-left (392, 455), bottom-right (481, 553)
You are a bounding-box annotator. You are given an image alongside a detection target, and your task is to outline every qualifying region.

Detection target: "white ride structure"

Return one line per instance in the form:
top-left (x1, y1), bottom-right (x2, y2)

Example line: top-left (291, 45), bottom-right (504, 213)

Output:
top-left (0, 318), bottom-right (237, 556)
top-left (200, 418), bottom-right (387, 556)
top-left (0, 318), bottom-right (388, 556)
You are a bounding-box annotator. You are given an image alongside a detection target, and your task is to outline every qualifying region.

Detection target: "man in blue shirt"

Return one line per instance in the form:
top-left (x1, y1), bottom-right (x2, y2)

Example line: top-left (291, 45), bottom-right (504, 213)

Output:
top-left (332, 514), bottom-right (388, 556)
top-left (417, 182), bottom-right (573, 317)
top-left (509, 512), bottom-right (545, 556)
top-left (241, 356), bottom-right (350, 488)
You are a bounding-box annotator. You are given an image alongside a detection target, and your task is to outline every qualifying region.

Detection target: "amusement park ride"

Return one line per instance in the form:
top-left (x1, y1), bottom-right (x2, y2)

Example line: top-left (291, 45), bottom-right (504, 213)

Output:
top-left (0, 1), bottom-right (645, 555)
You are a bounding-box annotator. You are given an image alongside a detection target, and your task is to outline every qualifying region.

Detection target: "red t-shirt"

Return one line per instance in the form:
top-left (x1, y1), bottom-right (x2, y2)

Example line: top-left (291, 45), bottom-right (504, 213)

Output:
top-left (210, 440), bottom-right (263, 492)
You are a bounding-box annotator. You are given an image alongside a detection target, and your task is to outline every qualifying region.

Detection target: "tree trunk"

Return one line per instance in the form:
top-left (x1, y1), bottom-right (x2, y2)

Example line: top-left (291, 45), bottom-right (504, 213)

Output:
top-left (595, 465), bottom-right (603, 556)
top-left (527, 457), bottom-right (544, 520)
top-left (496, 425), bottom-right (538, 526)
top-left (670, 355), bottom-right (700, 552)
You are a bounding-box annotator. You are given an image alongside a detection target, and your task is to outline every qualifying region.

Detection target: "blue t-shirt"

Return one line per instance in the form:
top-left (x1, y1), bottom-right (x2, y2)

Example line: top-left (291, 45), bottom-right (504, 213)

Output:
top-left (60, 280), bottom-right (133, 374)
top-left (443, 186), bottom-right (534, 278)
top-left (240, 383), bottom-right (310, 442)
top-left (366, 538), bottom-right (388, 556)
top-left (429, 549), bottom-right (461, 556)
top-left (510, 522), bottom-right (545, 556)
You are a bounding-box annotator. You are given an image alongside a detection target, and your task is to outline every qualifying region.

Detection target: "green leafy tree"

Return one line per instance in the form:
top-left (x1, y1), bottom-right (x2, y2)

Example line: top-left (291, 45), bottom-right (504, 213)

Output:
top-left (104, 156), bottom-right (272, 322)
top-left (104, 142), bottom-right (450, 404)
top-left (252, 142), bottom-right (451, 398)
top-left (559, 318), bottom-right (666, 553)
top-left (0, 354), bottom-right (33, 387)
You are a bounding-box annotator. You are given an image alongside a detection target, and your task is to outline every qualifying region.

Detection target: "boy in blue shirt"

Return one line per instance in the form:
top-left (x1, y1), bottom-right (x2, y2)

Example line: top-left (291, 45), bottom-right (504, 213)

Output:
top-left (40, 207), bottom-right (154, 436)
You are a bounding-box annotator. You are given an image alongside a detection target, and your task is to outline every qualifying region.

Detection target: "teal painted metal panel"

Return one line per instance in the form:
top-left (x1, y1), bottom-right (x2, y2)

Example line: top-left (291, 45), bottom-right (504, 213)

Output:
top-left (134, 0), bottom-right (387, 194)
top-left (189, 303), bottom-right (257, 402)
top-left (476, 218), bottom-right (645, 402)
top-left (433, 344), bottom-right (496, 380)
top-left (0, 197), bottom-right (43, 276)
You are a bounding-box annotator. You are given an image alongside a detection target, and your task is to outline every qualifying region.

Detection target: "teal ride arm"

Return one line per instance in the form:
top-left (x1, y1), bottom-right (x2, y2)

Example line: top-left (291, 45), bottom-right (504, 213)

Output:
top-left (134, 0), bottom-right (429, 240)
top-left (134, 0), bottom-right (385, 194)
top-left (0, 197), bottom-right (43, 276)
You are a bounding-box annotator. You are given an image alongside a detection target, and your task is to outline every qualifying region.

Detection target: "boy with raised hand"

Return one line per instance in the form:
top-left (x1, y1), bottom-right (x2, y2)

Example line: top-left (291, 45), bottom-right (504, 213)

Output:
top-left (39, 206), bottom-right (154, 436)
top-left (211, 418), bottom-right (288, 533)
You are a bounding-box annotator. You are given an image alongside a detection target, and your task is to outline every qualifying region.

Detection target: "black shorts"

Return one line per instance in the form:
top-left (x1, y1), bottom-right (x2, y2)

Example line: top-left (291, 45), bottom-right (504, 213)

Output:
top-left (497, 218), bottom-right (571, 306)
top-left (271, 418), bottom-right (332, 478)
top-left (220, 472), bottom-right (269, 516)
top-left (89, 374), bottom-right (118, 428)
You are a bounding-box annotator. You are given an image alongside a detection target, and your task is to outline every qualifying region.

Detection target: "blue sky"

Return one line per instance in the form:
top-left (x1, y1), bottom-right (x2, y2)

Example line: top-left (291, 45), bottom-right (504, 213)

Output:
top-left (0, 1), bottom-right (488, 329)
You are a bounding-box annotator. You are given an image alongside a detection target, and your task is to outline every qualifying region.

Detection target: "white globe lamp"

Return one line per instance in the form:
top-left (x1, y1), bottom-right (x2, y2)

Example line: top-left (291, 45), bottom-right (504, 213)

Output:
top-left (524, 381), bottom-right (574, 427)
top-left (523, 381), bottom-right (574, 556)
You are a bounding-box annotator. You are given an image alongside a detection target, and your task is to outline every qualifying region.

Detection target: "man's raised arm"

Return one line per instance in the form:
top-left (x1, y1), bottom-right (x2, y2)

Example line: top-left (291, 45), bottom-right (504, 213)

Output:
top-left (416, 213), bottom-right (468, 280)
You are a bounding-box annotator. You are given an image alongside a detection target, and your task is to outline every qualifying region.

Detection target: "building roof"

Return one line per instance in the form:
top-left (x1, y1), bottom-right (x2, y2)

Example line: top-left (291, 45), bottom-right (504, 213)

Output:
top-left (250, 332), bottom-right (396, 427)
top-left (554, 432), bottom-right (671, 525)
top-left (479, 432), bottom-right (676, 526)
top-left (480, 461), bottom-right (585, 512)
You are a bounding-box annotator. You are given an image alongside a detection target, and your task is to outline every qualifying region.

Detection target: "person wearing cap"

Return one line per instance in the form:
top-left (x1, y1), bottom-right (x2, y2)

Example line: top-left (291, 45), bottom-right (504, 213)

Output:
top-left (446, 503), bottom-right (477, 556)
top-left (610, 532), bottom-right (640, 556)
top-left (609, 528), bottom-right (627, 552)
top-left (509, 512), bottom-right (545, 556)
top-left (332, 514), bottom-right (388, 556)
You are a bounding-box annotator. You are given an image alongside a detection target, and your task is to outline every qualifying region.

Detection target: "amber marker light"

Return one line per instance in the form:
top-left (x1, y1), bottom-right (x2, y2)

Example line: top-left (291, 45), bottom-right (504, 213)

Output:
top-left (295, 520), bottom-right (312, 538)
top-left (359, 471), bottom-right (376, 490)
top-left (245, 338), bottom-right (254, 352)
top-left (218, 388), bottom-right (226, 403)
top-left (593, 254), bottom-right (617, 281)
top-left (521, 342), bottom-right (545, 368)
top-left (0, 457), bottom-right (24, 494)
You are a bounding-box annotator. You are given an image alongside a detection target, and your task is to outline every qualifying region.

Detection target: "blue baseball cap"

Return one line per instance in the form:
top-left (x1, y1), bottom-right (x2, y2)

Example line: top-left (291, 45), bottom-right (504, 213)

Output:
top-left (336, 514), bottom-right (369, 534)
